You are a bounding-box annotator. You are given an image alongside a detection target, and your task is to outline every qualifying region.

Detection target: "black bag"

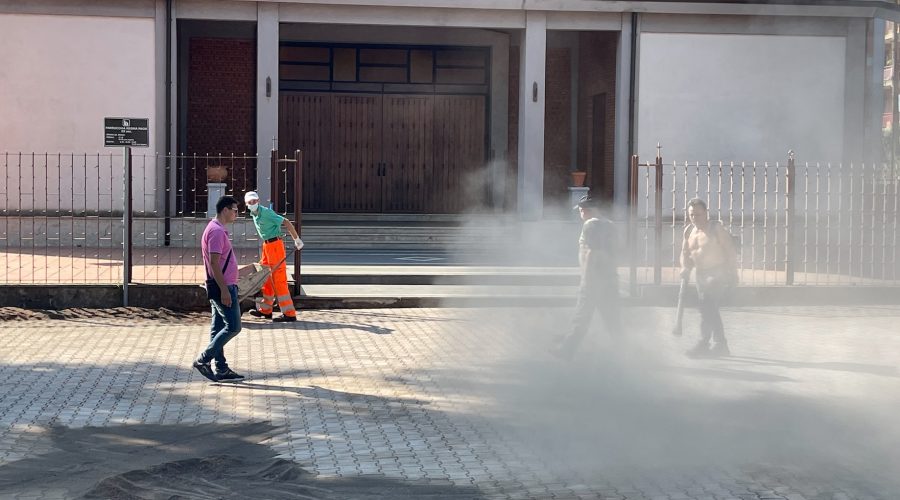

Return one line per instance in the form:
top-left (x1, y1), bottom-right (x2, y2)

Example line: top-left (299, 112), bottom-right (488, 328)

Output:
top-left (205, 278), bottom-right (221, 301)
top-left (204, 249), bottom-right (233, 301)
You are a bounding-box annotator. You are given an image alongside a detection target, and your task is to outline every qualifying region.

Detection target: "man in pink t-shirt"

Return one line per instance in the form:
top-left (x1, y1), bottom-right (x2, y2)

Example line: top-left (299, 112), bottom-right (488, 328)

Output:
top-left (193, 195), bottom-right (244, 382)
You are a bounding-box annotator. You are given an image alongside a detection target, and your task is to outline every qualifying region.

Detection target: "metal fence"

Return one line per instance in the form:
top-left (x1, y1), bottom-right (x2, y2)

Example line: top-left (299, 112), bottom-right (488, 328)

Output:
top-left (0, 150), bottom-right (302, 291)
top-left (2, 147), bottom-right (898, 290)
top-left (627, 149), bottom-right (900, 290)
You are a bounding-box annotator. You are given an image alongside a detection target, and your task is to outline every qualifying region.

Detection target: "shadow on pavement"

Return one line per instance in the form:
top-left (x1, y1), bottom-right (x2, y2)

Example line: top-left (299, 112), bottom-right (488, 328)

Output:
top-left (243, 318), bottom-right (395, 336)
top-left (727, 356), bottom-right (900, 377)
top-left (665, 365), bottom-right (797, 382)
top-left (0, 422), bottom-right (483, 499)
top-left (218, 383), bottom-right (430, 407)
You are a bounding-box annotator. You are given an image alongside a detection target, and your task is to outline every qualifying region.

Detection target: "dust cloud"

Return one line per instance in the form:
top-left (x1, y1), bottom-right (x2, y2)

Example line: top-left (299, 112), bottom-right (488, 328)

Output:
top-left (437, 161), bottom-right (900, 496)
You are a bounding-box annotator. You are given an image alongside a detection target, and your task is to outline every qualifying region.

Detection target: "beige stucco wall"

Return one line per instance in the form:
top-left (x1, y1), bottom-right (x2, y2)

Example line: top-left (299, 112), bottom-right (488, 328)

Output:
top-left (0, 13), bottom-right (157, 212)
top-left (638, 33), bottom-right (847, 163)
top-left (637, 33), bottom-right (847, 215)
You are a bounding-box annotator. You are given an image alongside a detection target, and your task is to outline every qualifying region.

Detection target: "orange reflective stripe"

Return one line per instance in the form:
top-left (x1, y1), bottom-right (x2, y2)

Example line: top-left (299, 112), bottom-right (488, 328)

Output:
top-left (258, 238), bottom-right (297, 316)
top-left (257, 294), bottom-right (275, 313)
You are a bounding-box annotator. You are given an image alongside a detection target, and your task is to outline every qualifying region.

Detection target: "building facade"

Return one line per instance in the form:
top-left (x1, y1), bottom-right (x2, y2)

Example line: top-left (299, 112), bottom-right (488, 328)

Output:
top-left (1, 0), bottom-right (897, 218)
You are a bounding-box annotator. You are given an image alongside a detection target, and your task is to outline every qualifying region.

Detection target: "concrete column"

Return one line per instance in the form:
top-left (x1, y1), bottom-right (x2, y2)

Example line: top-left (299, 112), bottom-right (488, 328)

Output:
top-left (490, 34), bottom-right (510, 212)
top-left (866, 19), bottom-right (887, 164)
top-left (570, 36), bottom-right (579, 175)
top-left (167, 1), bottom-right (178, 215)
top-left (844, 18), bottom-right (867, 163)
top-left (257, 2), bottom-right (279, 203)
top-left (613, 13), bottom-right (636, 213)
top-left (154, 0), bottom-right (169, 214)
top-left (516, 11), bottom-right (547, 221)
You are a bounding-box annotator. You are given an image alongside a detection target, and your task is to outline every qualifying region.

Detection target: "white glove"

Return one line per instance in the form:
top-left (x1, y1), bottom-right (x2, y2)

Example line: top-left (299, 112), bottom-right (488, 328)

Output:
top-left (293, 237), bottom-right (304, 250)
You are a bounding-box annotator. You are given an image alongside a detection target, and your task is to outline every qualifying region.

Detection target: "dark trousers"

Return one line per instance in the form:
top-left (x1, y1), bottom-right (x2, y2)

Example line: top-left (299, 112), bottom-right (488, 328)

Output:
top-left (695, 270), bottom-right (728, 345)
top-left (561, 281), bottom-right (622, 350)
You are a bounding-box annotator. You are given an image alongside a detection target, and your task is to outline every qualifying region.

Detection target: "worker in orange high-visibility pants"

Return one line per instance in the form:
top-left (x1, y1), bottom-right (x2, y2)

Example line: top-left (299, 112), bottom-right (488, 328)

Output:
top-left (244, 191), bottom-right (303, 322)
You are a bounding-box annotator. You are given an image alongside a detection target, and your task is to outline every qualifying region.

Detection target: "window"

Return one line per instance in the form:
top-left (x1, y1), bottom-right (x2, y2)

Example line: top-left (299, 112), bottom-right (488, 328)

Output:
top-left (278, 42), bottom-right (489, 90)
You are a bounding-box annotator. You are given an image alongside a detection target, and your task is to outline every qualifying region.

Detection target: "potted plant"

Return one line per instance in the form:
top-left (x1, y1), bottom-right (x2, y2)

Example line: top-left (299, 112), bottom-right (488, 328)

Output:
top-left (570, 170), bottom-right (587, 187)
top-left (207, 165), bottom-right (228, 183)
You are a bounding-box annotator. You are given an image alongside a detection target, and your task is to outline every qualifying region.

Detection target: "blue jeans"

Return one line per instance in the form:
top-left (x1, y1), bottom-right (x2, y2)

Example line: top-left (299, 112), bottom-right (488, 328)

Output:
top-left (199, 284), bottom-right (242, 371)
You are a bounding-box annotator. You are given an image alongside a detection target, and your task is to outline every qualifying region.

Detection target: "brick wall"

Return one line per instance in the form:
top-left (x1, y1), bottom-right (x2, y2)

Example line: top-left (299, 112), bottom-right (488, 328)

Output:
top-left (544, 47), bottom-right (572, 204)
top-left (187, 37), bottom-right (256, 154)
top-left (507, 48), bottom-right (519, 211)
top-left (577, 32), bottom-right (618, 201)
top-left (507, 46), bottom-right (574, 209)
top-left (185, 37), bottom-right (256, 212)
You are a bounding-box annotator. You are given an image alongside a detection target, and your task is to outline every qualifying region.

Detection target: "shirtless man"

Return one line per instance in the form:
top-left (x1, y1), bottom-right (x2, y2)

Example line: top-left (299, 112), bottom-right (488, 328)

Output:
top-left (680, 198), bottom-right (738, 357)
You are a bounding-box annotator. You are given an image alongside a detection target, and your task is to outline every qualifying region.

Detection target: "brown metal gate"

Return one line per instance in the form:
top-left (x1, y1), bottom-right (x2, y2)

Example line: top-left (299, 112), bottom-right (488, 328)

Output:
top-left (279, 92), bottom-right (485, 213)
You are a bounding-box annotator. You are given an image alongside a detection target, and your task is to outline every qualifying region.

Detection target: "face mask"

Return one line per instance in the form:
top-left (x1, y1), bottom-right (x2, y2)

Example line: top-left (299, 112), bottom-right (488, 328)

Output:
top-left (248, 203), bottom-right (260, 214)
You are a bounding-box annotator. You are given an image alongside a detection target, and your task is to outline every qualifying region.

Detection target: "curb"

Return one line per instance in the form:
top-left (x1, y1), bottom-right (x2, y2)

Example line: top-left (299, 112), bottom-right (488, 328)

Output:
top-left (1, 284), bottom-right (898, 310)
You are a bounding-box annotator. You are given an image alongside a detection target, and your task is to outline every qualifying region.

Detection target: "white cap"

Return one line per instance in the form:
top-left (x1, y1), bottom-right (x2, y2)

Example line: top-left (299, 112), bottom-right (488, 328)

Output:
top-left (244, 191), bottom-right (260, 204)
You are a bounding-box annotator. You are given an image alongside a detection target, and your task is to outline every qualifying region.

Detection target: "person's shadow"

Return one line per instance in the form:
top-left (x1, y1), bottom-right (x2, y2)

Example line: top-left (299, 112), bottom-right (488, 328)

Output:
top-left (726, 356), bottom-right (899, 377)
top-left (665, 365), bottom-right (796, 383)
top-left (217, 382), bottom-right (429, 408)
top-left (241, 318), bottom-right (394, 336)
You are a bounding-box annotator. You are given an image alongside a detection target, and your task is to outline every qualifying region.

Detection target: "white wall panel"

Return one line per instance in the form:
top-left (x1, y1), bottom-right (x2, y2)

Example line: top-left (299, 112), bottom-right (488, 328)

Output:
top-left (0, 13), bottom-right (157, 211)
top-left (638, 33), bottom-right (846, 163)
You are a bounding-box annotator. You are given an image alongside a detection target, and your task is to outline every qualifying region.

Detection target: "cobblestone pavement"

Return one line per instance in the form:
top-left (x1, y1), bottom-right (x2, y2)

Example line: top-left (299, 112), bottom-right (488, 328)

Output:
top-left (1, 305), bottom-right (899, 499)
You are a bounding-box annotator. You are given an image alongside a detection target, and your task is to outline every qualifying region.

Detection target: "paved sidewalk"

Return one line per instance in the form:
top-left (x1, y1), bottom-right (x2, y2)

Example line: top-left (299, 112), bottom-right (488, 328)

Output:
top-left (4, 246), bottom-right (897, 288)
top-left (1, 305), bottom-right (899, 499)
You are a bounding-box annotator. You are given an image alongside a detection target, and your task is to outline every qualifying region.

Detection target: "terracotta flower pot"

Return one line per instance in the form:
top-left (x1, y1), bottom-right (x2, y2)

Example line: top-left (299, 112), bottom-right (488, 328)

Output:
top-left (207, 165), bottom-right (228, 183)
top-left (571, 171), bottom-right (587, 187)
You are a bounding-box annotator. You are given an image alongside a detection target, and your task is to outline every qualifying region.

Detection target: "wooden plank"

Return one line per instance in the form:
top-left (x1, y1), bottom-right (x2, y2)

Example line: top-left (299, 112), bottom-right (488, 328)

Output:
top-left (331, 94), bottom-right (382, 212)
top-left (280, 92), bottom-right (383, 212)
top-left (433, 95), bottom-right (486, 212)
top-left (278, 93), bottom-right (331, 211)
top-left (280, 91), bottom-right (485, 214)
top-left (307, 94), bottom-right (331, 211)
top-left (432, 99), bottom-right (449, 212)
top-left (382, 95), bottom-right (434, 213)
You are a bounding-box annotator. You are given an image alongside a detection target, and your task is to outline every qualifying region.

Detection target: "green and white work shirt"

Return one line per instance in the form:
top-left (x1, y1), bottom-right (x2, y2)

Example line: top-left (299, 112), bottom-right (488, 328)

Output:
top-left (251, 205), bottom-right (285, 240)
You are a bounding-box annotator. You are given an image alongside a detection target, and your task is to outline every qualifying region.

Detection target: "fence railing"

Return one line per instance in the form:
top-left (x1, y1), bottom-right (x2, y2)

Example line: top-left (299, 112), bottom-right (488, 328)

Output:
top-left (2, 147), bottom-right (898, 291)
top-left (0, 150), bottom-right (303, 294)
top-left (0, 151), bottom-right (260, 216)
top-left (627, 148), bottom-right (900, 290)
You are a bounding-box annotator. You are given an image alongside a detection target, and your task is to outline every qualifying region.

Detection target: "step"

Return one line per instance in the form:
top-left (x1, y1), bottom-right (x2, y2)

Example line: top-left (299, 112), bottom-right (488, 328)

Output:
top-left (297, 284), bottom-right (577, 308)
top-left (161, 218), bottom-right (529, 249)
top-left (298, 225), bottom-right (518, 250)
top-left (5, 283), bottom-right (899, 310)
top-left (300, 265), bottom-right (580, 286)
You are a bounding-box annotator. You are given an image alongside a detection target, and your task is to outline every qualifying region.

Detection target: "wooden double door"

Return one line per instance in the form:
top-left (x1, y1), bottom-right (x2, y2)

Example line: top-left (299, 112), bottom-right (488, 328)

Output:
top-left (279, 92), bottom-right (486, 213)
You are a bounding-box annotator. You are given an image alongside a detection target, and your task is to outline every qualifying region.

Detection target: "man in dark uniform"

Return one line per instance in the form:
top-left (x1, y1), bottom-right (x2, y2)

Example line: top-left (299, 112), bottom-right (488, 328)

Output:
top-left (551, 194), bottom-right (622, 360)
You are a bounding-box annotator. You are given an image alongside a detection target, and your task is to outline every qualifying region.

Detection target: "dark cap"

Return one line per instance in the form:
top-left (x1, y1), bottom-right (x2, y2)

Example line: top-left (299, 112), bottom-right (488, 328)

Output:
top-left (574, 194), bottom-right (599, 210)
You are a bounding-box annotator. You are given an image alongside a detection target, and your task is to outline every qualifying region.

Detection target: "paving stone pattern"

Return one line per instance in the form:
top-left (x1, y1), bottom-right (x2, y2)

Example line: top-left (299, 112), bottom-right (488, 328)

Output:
top-left (1, 306), bottom-right (899, 499)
